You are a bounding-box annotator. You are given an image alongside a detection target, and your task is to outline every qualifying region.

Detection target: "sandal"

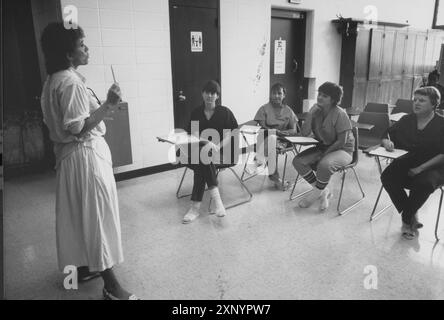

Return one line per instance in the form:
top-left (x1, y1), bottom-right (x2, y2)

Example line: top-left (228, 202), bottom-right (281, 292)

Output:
top-left (401, 223), bottom-right (417, 240)
top-left (103, 288), bottom-right (140, 300)
top-left (78, 272), bottom-right (101, 283)
top-left (77, 267), bottom-right (101, 283)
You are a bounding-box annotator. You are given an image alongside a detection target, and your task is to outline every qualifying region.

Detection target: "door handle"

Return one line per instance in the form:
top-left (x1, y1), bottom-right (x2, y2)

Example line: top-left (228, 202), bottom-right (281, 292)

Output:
top-left (177, 90), bottom-right (186, 102)
top-left (292, 59), bottom-right (298, 73)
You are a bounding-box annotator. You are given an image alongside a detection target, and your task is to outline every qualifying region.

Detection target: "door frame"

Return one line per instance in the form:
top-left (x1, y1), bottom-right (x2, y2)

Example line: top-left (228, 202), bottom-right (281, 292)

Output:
top-left (168, 0), bottom-right (222, 114)
top-left (270, 8), bottom-right (308, 114)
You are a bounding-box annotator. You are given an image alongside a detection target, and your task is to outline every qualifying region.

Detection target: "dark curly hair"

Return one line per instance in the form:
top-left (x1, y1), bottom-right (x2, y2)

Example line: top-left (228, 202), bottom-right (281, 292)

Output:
top-left (41, 22), bottom-right (85, 75)
top-left (318, 82), bottom-right (343, 106)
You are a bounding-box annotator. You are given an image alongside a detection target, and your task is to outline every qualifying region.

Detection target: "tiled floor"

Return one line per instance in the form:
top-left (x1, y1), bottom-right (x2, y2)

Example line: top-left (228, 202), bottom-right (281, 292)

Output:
top-left (3, 152), bottom-right (444, 299)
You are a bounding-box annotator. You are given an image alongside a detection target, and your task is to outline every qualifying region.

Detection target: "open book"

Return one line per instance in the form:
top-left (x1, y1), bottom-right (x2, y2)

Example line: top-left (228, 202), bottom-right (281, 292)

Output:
top-left (368, 146), bottom-right (408, 159)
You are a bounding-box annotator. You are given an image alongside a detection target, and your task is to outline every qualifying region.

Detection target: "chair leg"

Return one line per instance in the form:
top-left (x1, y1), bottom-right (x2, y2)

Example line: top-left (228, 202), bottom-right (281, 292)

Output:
top-left (176, 167), bottom-right (190, 199)
top-left (435, 187), bottom-right (443, 242)
top-left (289, 173), bottom-right (312, 201)
top-left (281, 152), bottom-right (288, 191)
top-left (241, 152), bottom-right (268, 182)
top-left (218, 168), bottom-right (253, 210)
top-left (207, 167), bottom-right (253, 212)
top-left (369, 185), bottom-right (393, 221)
top-left (337, 168), bottom-right (365, 216)
top-left (240, 152), bottom-right (251, 181)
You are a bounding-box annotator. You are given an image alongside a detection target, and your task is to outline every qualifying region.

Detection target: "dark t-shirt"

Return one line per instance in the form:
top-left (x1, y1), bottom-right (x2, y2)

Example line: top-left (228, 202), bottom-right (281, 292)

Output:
top-left (186, 104), bottom-right (238, 137)
top-left (186, 104), bottom-right (239, 163)
top-left (387, 113), bottom-right (444, 163)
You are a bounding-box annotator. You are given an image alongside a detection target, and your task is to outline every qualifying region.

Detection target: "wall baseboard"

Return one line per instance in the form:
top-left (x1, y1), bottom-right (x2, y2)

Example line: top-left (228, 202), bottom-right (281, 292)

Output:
top-left (114, 163), bottom-right (182, 182)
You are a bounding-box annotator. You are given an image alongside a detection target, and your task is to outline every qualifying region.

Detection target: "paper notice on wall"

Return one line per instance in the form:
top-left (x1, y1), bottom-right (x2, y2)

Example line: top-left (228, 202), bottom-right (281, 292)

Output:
top-left (191, 31), bottom-right (203, 52)
top-left (274, 39), bottom-right (286, 74)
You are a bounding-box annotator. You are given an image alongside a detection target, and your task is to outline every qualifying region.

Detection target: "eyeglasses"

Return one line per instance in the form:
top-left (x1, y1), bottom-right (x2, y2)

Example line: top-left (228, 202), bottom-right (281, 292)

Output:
top-left (87, 87), bottom-right (102, 106)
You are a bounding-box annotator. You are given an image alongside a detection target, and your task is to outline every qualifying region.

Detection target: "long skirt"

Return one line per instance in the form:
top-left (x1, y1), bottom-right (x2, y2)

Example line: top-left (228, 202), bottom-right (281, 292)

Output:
top-left (55, 137), bottom-right (123, 272)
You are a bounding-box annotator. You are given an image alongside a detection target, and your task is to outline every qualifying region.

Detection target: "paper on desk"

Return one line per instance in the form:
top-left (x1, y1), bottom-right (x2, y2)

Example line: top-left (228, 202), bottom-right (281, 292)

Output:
top-left (284, 136), bottom-right (319, 144)
top-left (240, 125), bottom-right (261, 134)
top-left (157, 132), bottom-right (202, 145)
top-left (369, 146), bottom-right (408, 159)
top-left (389, 112), bottom-right (408, 122)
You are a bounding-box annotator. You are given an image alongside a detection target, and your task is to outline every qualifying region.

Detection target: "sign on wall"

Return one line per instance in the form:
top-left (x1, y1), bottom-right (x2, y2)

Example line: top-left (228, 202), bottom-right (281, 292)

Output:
top-left (191, 31), bottom-right (203, 52)
top-left (274, 38), bottom-right (286, 74)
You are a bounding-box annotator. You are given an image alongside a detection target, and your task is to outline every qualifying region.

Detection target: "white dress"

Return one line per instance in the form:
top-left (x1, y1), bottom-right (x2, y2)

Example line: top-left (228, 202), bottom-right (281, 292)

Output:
top-left (41, 68), bottom-right (123, 272)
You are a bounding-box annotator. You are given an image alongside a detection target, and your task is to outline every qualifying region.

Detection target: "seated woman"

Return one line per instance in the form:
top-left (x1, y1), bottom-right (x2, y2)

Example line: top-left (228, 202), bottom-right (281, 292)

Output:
top-left (292, 82), bottom-right (354, 211)
top-left (381, 86), bottom-right (444, 240)
top-left (182, 80), bottom-right (239, 224)
top-left (248, 83), bottom-right (298, 187)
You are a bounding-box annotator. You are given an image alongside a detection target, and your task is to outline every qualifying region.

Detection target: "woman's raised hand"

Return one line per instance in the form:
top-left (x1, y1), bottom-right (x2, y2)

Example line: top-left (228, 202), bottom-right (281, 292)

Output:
top-left (106, 83), bottom-right (122, 105)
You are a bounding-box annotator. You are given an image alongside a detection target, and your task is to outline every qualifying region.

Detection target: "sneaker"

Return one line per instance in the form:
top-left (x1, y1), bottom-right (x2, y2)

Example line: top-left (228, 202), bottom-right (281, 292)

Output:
top-left (183, 208), bottom-right (200, 224)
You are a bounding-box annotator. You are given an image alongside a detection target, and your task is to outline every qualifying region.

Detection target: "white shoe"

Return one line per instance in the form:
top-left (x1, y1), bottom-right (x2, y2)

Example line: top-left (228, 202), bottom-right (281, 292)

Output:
top-left (319, 188), bottom-right (332, 212)
top-left (183, 207), bottom-right (200, 224)
top-left (298, 189), bottom-right (322, 208)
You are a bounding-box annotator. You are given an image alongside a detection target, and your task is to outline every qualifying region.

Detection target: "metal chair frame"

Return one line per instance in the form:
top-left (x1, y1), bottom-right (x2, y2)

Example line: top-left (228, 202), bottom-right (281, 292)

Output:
top-left (289, 127), bottom-right (365, 216)
top-left (240, 130), bottom-right (299, 191)
top-left (176, 166), bottom-right (253, 210)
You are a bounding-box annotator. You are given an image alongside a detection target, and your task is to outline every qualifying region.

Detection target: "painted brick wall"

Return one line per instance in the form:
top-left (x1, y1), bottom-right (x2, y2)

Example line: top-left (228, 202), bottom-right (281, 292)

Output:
top-left (60, 0), bottom-right (175, 172)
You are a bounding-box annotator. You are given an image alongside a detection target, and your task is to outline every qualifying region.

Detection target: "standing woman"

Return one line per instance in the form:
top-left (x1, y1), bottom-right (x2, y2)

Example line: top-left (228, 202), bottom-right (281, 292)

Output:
top-left (381, 87), bottom-right (444, 240)
top-left (183, 80), bottom-right (239, 223)
top-left (292, 82), bottom-right (355, 211)
top-left (40, 23), bottom-right (137, 299)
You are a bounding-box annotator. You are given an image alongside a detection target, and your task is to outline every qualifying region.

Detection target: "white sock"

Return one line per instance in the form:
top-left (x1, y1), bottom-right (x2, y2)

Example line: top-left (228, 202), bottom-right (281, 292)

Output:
top-left (209, 187), bottom-right (226, 216)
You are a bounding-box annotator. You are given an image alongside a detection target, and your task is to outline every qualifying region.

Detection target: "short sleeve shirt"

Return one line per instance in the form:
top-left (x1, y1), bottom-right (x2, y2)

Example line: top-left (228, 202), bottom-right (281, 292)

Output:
top-left (254, 103), bottom-right (298, 131)
top-left (388, 113), bottom-right (444, 162)
top-left (311, 105), bottom-right (354, 153)
top-left (185, 104), bottom-right (239, 163)
top-left (186, 105), bottom-right (238, 138)
top-left (40, 68), bottom-right (105, 144)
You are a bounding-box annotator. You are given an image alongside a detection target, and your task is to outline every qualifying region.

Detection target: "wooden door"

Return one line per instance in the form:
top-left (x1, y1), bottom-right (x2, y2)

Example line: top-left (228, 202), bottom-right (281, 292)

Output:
top-left (392, 31), bottom-right (406, 79)
top-left (413, 32), bottom-right (427, 76)
top-left (381, 30), bottom-right (395, 104)
top-left (270, 10), bottom-right (306, 113)
top-left (351, 27), bottom-right (371, 111)
top-left (424, 32), bottom-right (437, 72)
top-left (368, 28), bottom-right (384, 81)
top-left (169, 0), bottom-right (220, 130)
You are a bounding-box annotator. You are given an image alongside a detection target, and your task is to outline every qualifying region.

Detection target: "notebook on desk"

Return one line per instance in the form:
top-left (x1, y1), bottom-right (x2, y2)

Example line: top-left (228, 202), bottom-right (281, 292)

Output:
top-left (284, 136), bottom-right (319, 145)
top-left (389, 112), bottom-right (408, 122)
top-left (368, 146), bottom-right (408, 159)
top-left (239, 124), bottom-right (261, 135)
top-left (157, 132), bottom-right (203, 145)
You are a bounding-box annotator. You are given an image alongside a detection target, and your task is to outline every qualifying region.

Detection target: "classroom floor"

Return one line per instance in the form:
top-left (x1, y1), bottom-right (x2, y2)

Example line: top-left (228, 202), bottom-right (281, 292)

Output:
top-left (4, 151), bottom-right (444, 300)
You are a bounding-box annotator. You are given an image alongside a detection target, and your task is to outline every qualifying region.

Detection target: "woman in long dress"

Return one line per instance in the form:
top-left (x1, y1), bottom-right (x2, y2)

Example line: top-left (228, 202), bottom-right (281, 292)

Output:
top-left (40, 22), bottom-right (137, 300)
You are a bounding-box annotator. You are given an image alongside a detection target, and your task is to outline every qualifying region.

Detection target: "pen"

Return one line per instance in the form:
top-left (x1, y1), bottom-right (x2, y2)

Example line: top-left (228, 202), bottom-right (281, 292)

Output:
top-left (111, 65), bottom-right (117, 83)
